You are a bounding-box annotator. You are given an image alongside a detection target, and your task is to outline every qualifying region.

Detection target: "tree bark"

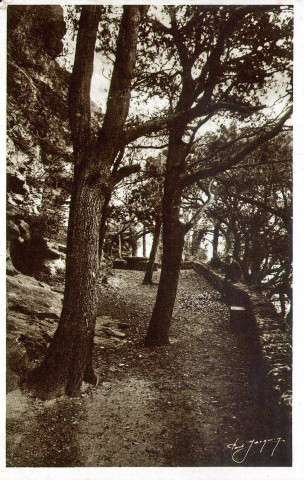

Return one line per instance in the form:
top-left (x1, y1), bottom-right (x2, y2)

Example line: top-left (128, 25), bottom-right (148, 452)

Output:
top-left (233, 232), bottom-right (241, 262)
top-left (25, 6), bottom-right (146, 398)
top-left (279, 292), bottom-right (286, 317)
top-left (144, 218), bottom-right (184, 345)
top-left (98, 190), bottom-right (112, 263)
top-left (145, 135), bottom-right (186, 346)
top-left (131, 238), bottom-right (138, 256)
top-left (26, 161), bottom-right (109, 398)
top-left (142, 216), bottom-right (162, 285)
top-left (223, 225), bottom-right (232, 256)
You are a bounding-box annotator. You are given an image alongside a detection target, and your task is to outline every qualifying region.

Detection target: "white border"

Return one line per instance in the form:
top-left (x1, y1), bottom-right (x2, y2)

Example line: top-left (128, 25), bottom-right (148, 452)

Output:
top-left (1, 1), bottom-right (303, 479)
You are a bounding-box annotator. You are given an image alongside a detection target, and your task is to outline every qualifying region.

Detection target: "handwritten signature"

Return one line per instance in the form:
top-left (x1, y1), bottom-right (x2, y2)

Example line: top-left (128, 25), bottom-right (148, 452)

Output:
top-left (227, 437), bottom-right (286, 464)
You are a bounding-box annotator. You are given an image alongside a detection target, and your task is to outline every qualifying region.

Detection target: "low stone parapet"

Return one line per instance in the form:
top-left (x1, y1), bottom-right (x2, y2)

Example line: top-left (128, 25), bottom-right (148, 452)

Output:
top-left (191, 261), bottom-right (292, 410)
top-left (113, 257), bottom-right (158, 271)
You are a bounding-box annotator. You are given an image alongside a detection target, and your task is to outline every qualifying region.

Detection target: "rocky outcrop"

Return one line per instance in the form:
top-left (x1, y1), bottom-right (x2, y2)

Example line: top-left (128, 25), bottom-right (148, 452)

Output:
top-left (6, 270), bottom-right (131, 392)
top-left (7, 271), bottom-right (63, 392)
top-left (7, 5), bottom-right (66, 59)
top-left (113, 256), bottom-right (158, 271)
top-left (7, 217), bottom-right (65, 278)
top-left (7, 5), bottom-right (72, 245)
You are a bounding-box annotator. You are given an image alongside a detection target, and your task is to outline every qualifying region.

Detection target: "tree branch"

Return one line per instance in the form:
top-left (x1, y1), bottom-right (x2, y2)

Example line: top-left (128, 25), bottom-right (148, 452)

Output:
top-left (184, 178), bottom-right (216, 232)
top-left (111, 164), bottom-right (141, 186)
top-left (147, 14), bottom-right (172, 34)
top-left (237, 195), bottom-right (291, 234)
top-left (193, 9), bottom-right (247, 100)
top-left (98, 6), bottom-right (149, 146)
top-left (181, 106), bottom-right (292, 187)
top-left (189, 127), bottom-right (263, 170)
top-left (123, 101), bottom-right (265, 146)
top-left (69, 6), bottom-right (101, 159)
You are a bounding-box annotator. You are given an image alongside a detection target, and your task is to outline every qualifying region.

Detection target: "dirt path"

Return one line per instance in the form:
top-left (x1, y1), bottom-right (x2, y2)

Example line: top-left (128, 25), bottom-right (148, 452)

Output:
top-left (6, 270), bottom-right (291, 467)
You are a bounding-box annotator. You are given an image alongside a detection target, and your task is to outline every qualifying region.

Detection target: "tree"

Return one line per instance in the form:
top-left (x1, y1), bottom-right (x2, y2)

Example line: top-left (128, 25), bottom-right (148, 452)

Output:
top-left (123, 156), bottom-right (164, 284)
top-left (26, 6), bottom-right (148, 398)
top-left (143, 6), bottom-right (292, 345)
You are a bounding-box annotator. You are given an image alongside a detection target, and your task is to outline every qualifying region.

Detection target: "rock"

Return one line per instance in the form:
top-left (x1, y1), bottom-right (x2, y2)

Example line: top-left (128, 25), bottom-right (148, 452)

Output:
top-left (9, 220), bottom-right (63, 277)
top-left (113, 259), bottom-right (128, 269)
top-left (7, 273), bottom-right (62, 319)
top-left (7, 172), bottom-right (28, 195)
top-left (33, 6), bottom-right (67, 58)
top-left (7, 220), bottom-right (22, 241)
top-left (6, 258), bottom-right (19, 277)
top-left (102, 327), bottom-right (127, 339)
top-left (95, 315), bottom-right (114, 329)
top-left (7, 5), bottom-right (73, 262)
top-left (6, 271), bottom-right (63, 391)
top-left (8, 5), bottom-right (67, 60)
top-left (118, 322), bottom-right (131, 330)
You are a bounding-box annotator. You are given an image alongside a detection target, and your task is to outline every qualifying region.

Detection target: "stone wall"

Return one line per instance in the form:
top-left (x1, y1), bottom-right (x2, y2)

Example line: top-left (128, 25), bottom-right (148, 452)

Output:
top-left (191, 262), bottom-right (292, 410)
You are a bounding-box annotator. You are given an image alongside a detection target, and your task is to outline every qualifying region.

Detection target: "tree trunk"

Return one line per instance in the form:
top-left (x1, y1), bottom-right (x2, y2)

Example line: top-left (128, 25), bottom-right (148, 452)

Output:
top-left (118, 233), bottom-right (123, 259)
top-left (223, 225), bottom-right (232, 256)
top-left (26, 163), bottom-right (109, 398)
top-left (145, 135), bottom-right (186, 346)
top-left (212, 222), bottom-right (220, 260)
top-left (241, 232), bottom-right (251, 283)
top-left (279, 292), bottom-right (286, 317)
top-left (98, 190), bottom-right (111, 263)
top-left (210, 221), bottom-right (221, 267)
top-left (142, 228), bottom-right (146, 257)
top-left (131, 238), bottom-right (138, 256)
top-left (142, 217), bottom-right (161, 285)
top-left (233, 231), bottom-right (241, 262)
top-left (191, 228), bottom-right (205, 258)
top-left (145, 218), bottom-right (184, 346)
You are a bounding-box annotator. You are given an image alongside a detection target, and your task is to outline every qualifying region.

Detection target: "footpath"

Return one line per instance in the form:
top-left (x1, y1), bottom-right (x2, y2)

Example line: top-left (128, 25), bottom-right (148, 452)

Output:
top-left (6, 270), bottom-right (291, 467)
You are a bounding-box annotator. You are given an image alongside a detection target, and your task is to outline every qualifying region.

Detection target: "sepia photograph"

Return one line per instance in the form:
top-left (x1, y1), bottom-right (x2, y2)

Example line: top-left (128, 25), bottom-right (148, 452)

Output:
top-left (2, 0), bottom-right (302, 478)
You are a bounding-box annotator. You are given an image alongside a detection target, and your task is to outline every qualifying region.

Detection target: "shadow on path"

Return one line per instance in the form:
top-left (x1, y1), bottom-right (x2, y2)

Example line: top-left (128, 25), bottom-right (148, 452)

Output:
top-left (6, 270), bottom-right (291, 467)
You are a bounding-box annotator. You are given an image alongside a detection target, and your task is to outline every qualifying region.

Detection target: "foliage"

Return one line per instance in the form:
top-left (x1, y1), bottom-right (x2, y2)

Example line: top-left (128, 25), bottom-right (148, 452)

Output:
top-left (205, 132), bottom-right (292, 316)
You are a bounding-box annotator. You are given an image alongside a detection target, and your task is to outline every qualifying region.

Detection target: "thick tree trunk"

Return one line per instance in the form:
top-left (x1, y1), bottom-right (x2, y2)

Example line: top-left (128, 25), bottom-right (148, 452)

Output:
top-left (25, 6), bottom-right (147, 398)
top-left (26, 163), bottom-right (109, 398)
top-left (279, 292), bottom-right (286, 317)
top-left (142, 217), bottom-right (161, 285)
top-left (145, 219), bottom-right (184, 346)
top-left (98, 190), bottom-right (111, 263)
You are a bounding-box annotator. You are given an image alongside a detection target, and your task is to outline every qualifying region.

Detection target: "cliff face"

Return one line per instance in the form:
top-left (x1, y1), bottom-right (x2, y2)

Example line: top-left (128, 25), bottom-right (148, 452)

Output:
top-left (7, 5), bottom-right (74, 278)
top-left (6, 6), bottom-right (71, 390)
top-left (7, 5), bottom-right (72, 244)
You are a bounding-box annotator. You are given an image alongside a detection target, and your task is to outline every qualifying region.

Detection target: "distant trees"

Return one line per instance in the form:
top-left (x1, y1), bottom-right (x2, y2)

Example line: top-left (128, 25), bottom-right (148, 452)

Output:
top-left (206, 132), bottom-right (292, 318)
top-left (124, 156), bottom-right (164, 284)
